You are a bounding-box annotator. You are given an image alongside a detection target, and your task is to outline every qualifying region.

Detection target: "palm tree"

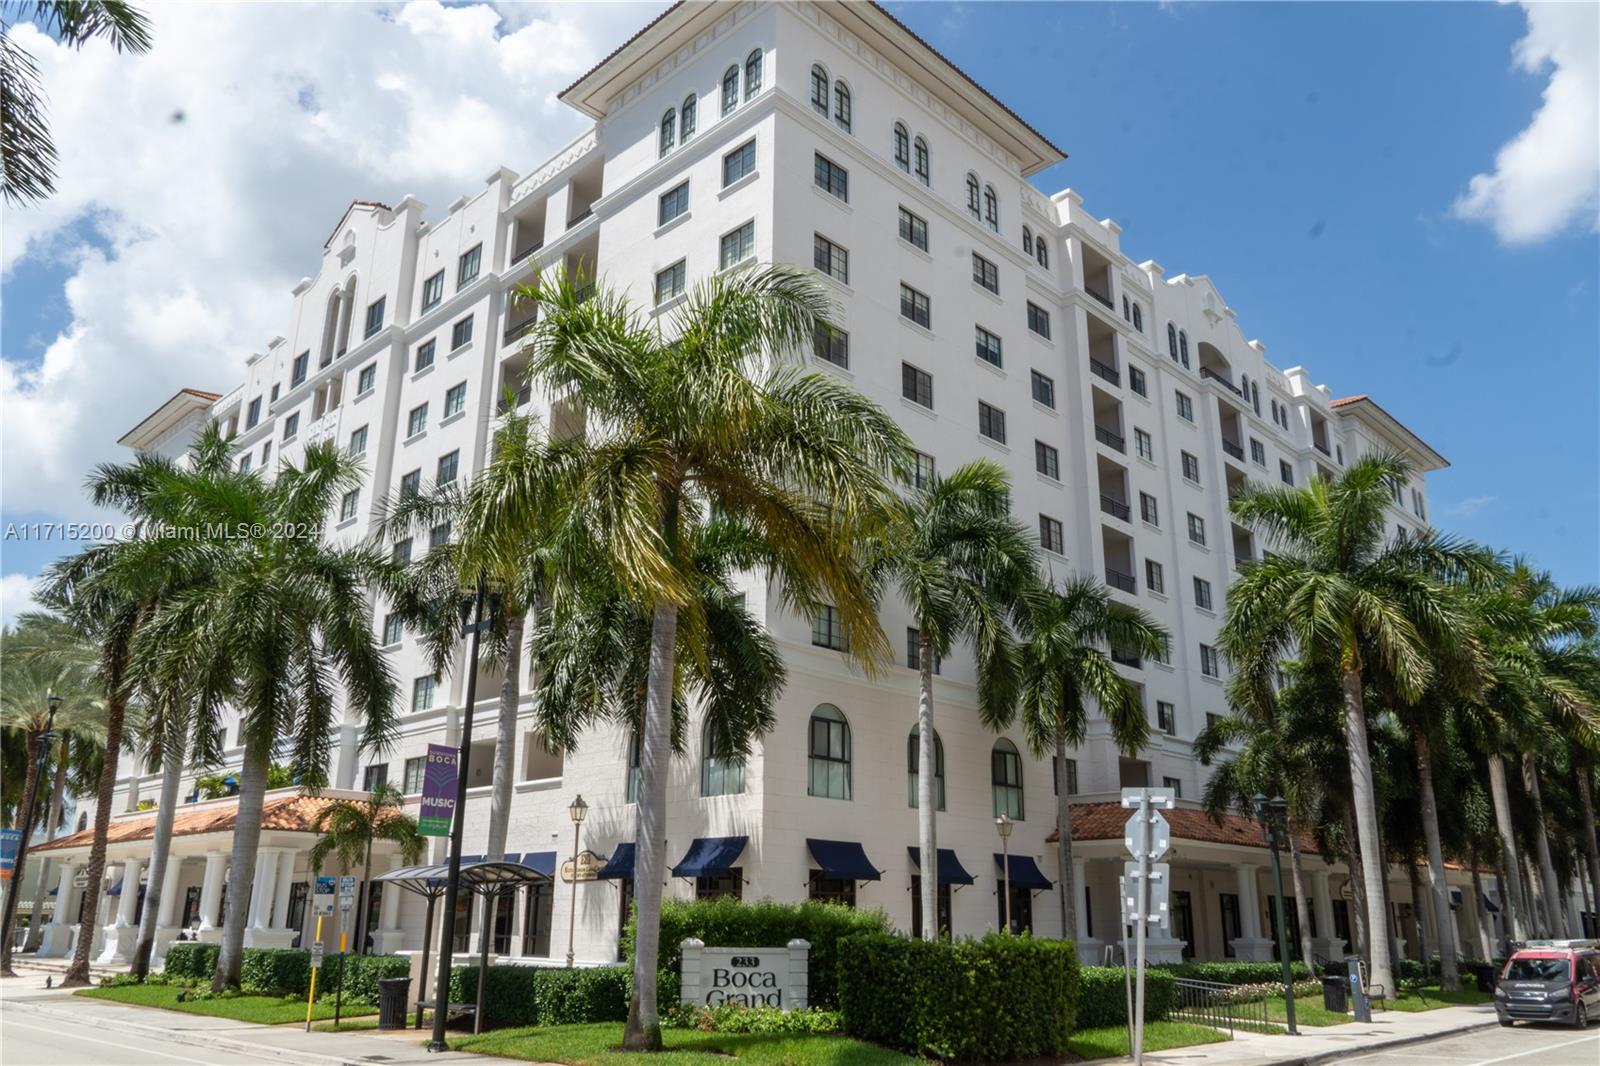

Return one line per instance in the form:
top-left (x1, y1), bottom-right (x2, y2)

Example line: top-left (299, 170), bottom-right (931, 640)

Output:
top-left (516, 264), bottom-right (906, 1049)
top-left (1010, 575), bottom-right (1167, 944)
top-left (308, 784), bottom-right (424, 954)
top-left (871, 461), bottom-right (1036, 941)
top-left (1220, 451), bottom-right (1494, 994)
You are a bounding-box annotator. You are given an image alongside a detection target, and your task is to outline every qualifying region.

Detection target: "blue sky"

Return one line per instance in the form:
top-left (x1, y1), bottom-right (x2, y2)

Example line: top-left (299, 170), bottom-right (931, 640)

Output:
top-left (2, 1), bottom-right (1596, 619)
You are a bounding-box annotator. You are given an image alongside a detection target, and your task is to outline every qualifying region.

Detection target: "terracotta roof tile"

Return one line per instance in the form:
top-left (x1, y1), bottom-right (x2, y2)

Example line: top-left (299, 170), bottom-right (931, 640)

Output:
top-left (34, 794), bottom-right (361, 853)
top-left (1047, 801), bottom-right (1319, 854)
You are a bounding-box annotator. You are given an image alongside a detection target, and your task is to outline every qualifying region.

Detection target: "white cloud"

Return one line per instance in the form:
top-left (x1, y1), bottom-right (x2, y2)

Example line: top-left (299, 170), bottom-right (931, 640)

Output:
top-left (1, 1), bottom-right (664, 522)
top-left (1448, 495), bottom-right (1498, 518)
top-left (1452, 2), bottom-right (1600, 245)
top-left (1, 573), bottom-right (40, 629)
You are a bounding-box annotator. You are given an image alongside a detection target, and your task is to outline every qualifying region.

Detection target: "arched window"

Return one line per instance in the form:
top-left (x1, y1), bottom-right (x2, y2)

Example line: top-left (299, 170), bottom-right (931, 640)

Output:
top-left (722, 65), bottom-right (739, 116)
top-left (702, 719), bottom-right (745, 797)
top-left (992, 738), bottom-right (1024, 818)
top-left (907, 729), bottom-right (946, 810)
top-left (1240, 374), bottom-right (1250, 401)
top-left (1178, 330), bottom-right (1190, 368)
top-left (1167, 323), bottom-right (1179, 361)
top-left (808, 704), bottom-right (851, 800)
top-left (1132, 303), bottom-right (1143, 331)
top-left (893, 122), bottom-right (910, 171)
top-left (965, 173), bottom-right (981, 218)
top-left (810, 65), bottom-right (829, 114)
top-left (833, 82), bottom-right (852, 132)
top-left (659, 109), bottom-right (676, 157)
top-left (680, 94), bottom-right (697, 142)
top-left (1251, 381), bottom-right (1261, 415)
top-left (625, 733), bottom-right (641, 802)
top-left (1122, 295), bottom-right (1130, 321)
top-left (913, 136), bottom-right (929, 185)
top-left (1036, 240), bottom-right (1048, 269)
top-left (745, 49), bottom-right (763, 97)
top-left (1022, 226), bottom-right (1033, 255)
top-left (983, 184), bottom-right (999, 231)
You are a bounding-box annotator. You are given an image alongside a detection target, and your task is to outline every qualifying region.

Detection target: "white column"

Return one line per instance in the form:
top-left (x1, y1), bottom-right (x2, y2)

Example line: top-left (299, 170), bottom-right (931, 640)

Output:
top-left (114, 859), bottom-right (143, 927)
top-left (1236, 865), bottom-right (1262, 938)
top-left (50, 864), bottom-right (77, 926)
top-left (156, 855), bottom-right (184, 927)
top-left (248, 849), bottom-right (280, 930)
top-left (380, 872), bottom-right (401, 931)
top-left (38, 862), bottom-right (80, 956)
top-left (1313, 871), bottom-right (1337, 942)
top-left (1073, 859), bottom-right (1091, 942)
top-left (270, 851), bottom-right (295, 929)
top-left (198, 852), bottom-right (225, 932)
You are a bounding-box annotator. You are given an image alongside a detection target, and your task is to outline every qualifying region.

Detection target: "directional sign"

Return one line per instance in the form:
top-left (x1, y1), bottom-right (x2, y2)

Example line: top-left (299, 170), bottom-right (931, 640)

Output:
top-left (1123, 810), bottom-right (1171, 862)
top-left (1120, 861), bottom-right (1171, 925)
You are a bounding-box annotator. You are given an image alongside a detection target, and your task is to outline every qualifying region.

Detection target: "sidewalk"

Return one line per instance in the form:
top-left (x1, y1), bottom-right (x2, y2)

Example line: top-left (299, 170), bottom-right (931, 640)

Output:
top-left (0, 976), bottom-right (509, 1066)
top-left (1091, 1003), bottom-right (1500, 1066)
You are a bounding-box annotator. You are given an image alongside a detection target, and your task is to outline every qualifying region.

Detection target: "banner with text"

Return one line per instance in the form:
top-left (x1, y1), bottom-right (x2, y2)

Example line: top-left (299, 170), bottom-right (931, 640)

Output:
top-left (419, 744), bottom-right (459, 837)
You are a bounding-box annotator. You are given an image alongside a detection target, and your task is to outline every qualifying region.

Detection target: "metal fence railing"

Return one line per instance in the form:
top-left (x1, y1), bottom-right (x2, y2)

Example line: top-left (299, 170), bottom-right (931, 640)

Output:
top-left (1169, 977), bottom-right (1274, 1036)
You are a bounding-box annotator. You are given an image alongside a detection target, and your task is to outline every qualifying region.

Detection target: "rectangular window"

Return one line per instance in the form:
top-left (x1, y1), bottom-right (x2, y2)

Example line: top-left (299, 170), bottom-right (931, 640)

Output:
top-left (365, 297), bottom-right (386, 339)
top-left (1250, 438), bottom-right (1266, 466)
top-left (1031, 370), bottom-right (1055, 409)
top-left (1039, 514), bottom-right (1064, 554)
top-left (1181, 451), bottom-right (1201, 483)
top-left (1135, 428), bottom-right (1154, 461)
top-left (450, 315), bottom-right (473, 351)
top-left (971, 253), bottom-right (999, 294)
top-left (813, 234), bottom-right (848, 283)
top-left (340, 488), bottom-right (359, 522)
top-left (444, 382), bottom-right (466, 418)
top-left (1140, 492), bottom-right (1159, 525)
top-left (899, 284), bottom-right (930, 328)
top-left (430, 522), bottom-right (451, 548)
top-left (654, 260), bottom-right (686, 306)
top-left (458, 244), bottom-right (481, 287)
top-left (261, 441), bottom-right (272, 465)
top-left (977, 401), bottom-right (1006, 444)
top-left (658, 181), bottom-right (689, 226)
top-left (1187, 513), bottom-right (1206, 546)
top-left (437, 449), bottom-right (459, 485)
top-left (1163, 776), bottom-right (1183, 799)
top-left (722, 140), bottom-right (756, 186)
top-left (412, 675), bottom-right (436, 712)
top-left (392, 537), bottom-right (412, 565)
top-left (1193, 577), bottom-right (1213, 611)
top-left (901, 362), bottom-right (932, 408)
top-left (245, 397), bottom-right (262, 430)
top-left (271, 383), bottom-right (280, 402)
top-left (1035, 441), bottom-right (1059, 480)
top-left (357, 363), bottom-right (376, 395)
top-left (1200, 644), bottom-right (1220, 678)
top-left (399, 470), bottom-right (421, 499)
top-left (811, 606), bottom-right (847, 652)
top-left (813, 323), bottom-right (848, 369)
top-left (406, 342), bottom-right (433, 378)
top-left (813, 153), bottom-right (848, 201)
top-left (1027, 302), bottom-right (1051, 339)
top-left (906, 627), bottom-right (941, 675)
top-left (407, 403), bottom-right (428, 438)
top-left (719, 221), bottom-right (755, 269)
top-left (283, 412), bottom-right (299, 440)
top-left (1157, 701), bottom-right (1176, 735)
top-left (363, 764), bottom-right (388, 792)
top-left (1280, 460), bottom-right (1294, 485)
top-left (238, 454), bottom-right (252, 473)
top-left (291, 351), bottom-right (309, 388)
top-left (403, 757), bottom-right (425, 794)
top-left (383, 613), bottom-right (403, 646)
top-left (974, 326), bottom-right (1003, 367)
top-left (911, 451), bottom-right (935, 491)
top-left (1145, 559), bottom-right (1164, 594)
top-left (898, 206), bottom-right (928, 251)
top-left (1175, 391), bottom-right (1194, 422)
top-left (1129, 366), bottom-right (1147, 397)
top-left (422, 270), bottom-right (445, 311)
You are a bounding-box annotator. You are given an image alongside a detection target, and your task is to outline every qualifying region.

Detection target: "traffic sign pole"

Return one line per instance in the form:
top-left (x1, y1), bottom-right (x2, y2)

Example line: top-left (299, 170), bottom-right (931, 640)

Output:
top-left (305, 915), bottom-right (325, 1031)
top-left (1121, 788), bottom-right (1175, 1066)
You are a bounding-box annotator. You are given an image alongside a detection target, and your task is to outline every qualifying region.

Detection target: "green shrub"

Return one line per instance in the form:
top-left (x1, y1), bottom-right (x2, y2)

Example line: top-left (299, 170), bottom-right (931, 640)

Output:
top-left (666, 1004), bottom-right (845, 1034)
top-left (1077, 966), bottom-right (1176, 1028)
top-left (329, 953), bottom-right (412, 1004)
top-left (162, 943), bottom-right (220, 981)
top-left (241, 948), bottom-right (312, 997)
top-left (1163, 960), bottom-right (1311, 984)
top-left (626, 897), bottom-right (891, 1009)
top-left (837, 933), bottom-right (1079, 1062)
top-left (448, 964), bottom-right (631, 1029)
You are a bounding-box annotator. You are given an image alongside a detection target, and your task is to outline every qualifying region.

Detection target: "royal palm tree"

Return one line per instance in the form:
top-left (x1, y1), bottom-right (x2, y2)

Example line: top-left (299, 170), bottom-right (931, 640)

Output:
top-left (1009, 575), bottom-right (1167, 945)
top-left (516, 264), bottom-right (906, 1049)
top-left (1220, 451), bottom-right (1494, 994)
top-left (308, 783), bottom-right (424, 954)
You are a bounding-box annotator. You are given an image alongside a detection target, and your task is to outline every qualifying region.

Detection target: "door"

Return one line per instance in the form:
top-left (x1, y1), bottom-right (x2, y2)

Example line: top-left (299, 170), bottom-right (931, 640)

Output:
top-left (286, 882), bottom-right (308, 947)
top-left (910, 876), bottom-right (953, 940)
top-left (1172, 890), bottom-right (1195, 959)
top-left (996, 881), bottom-right (1033, 934)
top-left (522, 882), bottom-right (552, 957)
top-left (1219, 893), bottom-right (1241, 958)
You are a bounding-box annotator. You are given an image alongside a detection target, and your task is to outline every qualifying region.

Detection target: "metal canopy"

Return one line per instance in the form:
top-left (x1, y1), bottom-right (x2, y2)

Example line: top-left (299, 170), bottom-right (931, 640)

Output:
top-left (373, 859), bottom-right (550, 899)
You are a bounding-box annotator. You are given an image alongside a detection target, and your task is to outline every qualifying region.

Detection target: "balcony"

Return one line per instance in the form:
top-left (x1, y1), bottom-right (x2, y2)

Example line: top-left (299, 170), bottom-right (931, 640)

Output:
top-left (1105, 567), bottom-right (1137, 594)
top-left (1085, 287), bottom-right (1114, 310)
top-left (1111, 648), bottom-right (1143, 669)
top-left (1200, 366), bottom-right (1242, 396)
top-left (1221, 439), bottom-right (1245, 461)
top-left (1094, 426), bottom-right (1126, 453)
top-left (512, 241), bottom-right (543, 265)
top-left (1313, 438), bottom-right (1331, 457)
top-left (1090, 359), bottom-right (1120, 386)
top-left (1100, 494), bottom-right (1131, 521)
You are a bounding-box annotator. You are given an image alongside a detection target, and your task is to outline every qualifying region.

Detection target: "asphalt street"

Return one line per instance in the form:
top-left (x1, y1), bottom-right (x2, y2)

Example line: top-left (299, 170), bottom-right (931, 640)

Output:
top-left (0, 1009), bottom-right (286, 1066)
top-left (1337, 1023), bottom-right (1600, 1066)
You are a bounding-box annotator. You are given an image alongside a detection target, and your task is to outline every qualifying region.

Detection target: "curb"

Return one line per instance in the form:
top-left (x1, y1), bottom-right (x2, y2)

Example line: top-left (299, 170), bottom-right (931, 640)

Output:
top-left (1297, 1019), bottom-right (1502, 1066)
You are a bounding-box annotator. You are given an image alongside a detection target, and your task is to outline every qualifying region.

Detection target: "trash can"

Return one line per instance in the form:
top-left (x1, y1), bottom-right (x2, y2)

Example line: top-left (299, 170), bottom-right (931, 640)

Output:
top-left (1474, 966), bottom-right (1496, 993)
top-left (1322, 974), bottom-right (1349, 1012)
top-left (378, 977), bottom-right (412, 1031)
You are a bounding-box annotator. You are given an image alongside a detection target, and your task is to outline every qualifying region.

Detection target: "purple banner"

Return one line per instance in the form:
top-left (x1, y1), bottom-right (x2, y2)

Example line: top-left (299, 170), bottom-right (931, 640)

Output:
top-left (418, 744), bottom-right (459, 837)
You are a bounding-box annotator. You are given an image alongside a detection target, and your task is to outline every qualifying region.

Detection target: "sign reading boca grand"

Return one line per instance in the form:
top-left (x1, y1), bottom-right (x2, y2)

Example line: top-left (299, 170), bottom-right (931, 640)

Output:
top-left (678, 938), bottom-right (810, 1011)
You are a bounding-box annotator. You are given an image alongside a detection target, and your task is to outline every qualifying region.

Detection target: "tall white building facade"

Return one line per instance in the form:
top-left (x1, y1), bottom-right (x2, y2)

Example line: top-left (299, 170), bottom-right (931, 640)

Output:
top-left (41, 1), bottom-right (1507, 971)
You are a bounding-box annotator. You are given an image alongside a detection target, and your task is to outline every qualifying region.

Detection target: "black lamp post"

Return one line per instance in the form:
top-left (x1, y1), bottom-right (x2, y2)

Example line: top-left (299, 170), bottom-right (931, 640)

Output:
top-left (566, 794), bottom-right (587, 967)
top-left (1254, 793), bottom-right (1298, 1035)
top-left (0, 692), bottom-right (61, 975)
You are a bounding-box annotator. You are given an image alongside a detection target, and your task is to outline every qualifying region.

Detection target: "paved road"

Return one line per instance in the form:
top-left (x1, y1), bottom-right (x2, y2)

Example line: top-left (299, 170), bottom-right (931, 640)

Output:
top-left (1338, 1023), bottom-right (1600, 1066)
top-left (0, 1009), bottom-right (286, 1066)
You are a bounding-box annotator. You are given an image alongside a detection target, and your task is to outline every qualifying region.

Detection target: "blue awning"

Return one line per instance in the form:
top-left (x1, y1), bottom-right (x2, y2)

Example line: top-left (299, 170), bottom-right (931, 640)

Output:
top-left (807, 839), bottom-right (881, 881)
top-left (672, 836), bottom-right (748, 879)
top-left (525, 851), bottom-right (557, 878)
top-left (995, 853), bottom-right (1053, 891)
top-left (458, 854), bottom-right (484, 864)
top-left (1484, 894), bottom-right (1500, 913)
top-left (906, 846), bottom-right (975, 886)
top-left (596, 843), bottom-right (634, 880)
top-left (502, 852), bottom-right (522, 863)
top-left (106, 878), bottom-right (123, 896)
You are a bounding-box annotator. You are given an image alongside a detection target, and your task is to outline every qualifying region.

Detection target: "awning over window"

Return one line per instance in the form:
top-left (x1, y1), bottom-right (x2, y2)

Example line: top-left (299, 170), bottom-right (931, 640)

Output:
top-left (1484, 894), bottom-right (1500, 913)
top-left (458, 854), bottom-right (484, 865)
top-left (106, 879), bottom-right (124, 896)
top-left (807, 839), bottom-right (881, 881)
top-left (525, 851), bottom-right (557, 878)
top-left (994, 853), bottom-right (1053, 891)
top-left (672, 836), bottom-right (748, 879)
top-left (596, 843), bottom-right (635, 880)
top-left (905, 846), bottom-right (975, 886)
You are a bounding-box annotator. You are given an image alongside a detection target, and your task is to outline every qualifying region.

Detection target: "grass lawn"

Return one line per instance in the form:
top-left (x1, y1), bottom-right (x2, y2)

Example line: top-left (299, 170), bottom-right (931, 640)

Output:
top-left (1384, 985), bottom-right (1494, 1012)
top-left (1264, 995), bottom-right (1354, 1027)
top-left (78, 983), bottom-right (377, 1025)
top-left (1068, 1021), bottom-right (1230, 1060)
top-left (453, 1022), bottom-right (919, 1066)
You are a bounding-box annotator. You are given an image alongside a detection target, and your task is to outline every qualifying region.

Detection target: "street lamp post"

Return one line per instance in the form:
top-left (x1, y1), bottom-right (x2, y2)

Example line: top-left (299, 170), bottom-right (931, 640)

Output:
top-left (996, 813), bottom-right (1014, 934)
top-left (566, 794), bottom-right (587, 967)
top-left (1254, 793), bottom-right (1299, 1035)
top-left (0, 692), bottom-right (61, 975)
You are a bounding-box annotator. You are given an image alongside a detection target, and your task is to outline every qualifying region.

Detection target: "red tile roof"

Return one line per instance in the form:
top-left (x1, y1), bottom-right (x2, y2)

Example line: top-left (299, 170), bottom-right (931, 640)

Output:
top-left (33, 794), bottom-right (372, 853)
top-left (1047, 801), bottom-right (1320, 854)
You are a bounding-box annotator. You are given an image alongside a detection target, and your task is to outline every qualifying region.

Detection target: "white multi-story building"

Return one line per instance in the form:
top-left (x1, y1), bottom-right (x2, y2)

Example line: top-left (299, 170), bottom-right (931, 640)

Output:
top-left (37, 0), bottom-right (1509, 972)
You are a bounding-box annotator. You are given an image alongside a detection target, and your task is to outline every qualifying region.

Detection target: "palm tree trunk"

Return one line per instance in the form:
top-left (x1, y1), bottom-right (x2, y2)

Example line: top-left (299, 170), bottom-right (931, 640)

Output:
top-left (1469, 850), bottom-right (1494, 960)
top-left (1343, 804), bottom-right (1369, 961)
top-left (1053, 725), bottom-right (1076, 944)
top-left (1521, 750), bottom-right (1567, 936)
top-left (1486, 752), bottom-right (1529, 939)
top-left (1375, 821), bottom-right (1402, 975)
top-left (916, 632), bottom-right (938, 942)
top-left (131, 726), bottom-right (185, 980)
top-left (23, 735), bottom-right (69, 953)
top-left (1339, 656), bottom-right (1394, 992)
top-left (622, 599), bottom-right (676, 1052)
top-left (213, 735), bottom-right (270, 992)
top-left (356, 831), bottom-right (373, 956)
top-left (1407, 861), bottom-right (1428, 974)
top-left (485, 610), bottom-right (525, 862)
top-left (0, 730), bottom-right (43, 976)
top-left (1285, 826), bottom-right (1315, 972)
top-left (61, 690), bottom-right (127, 988)
top-left (1415, 731), bottom-right (1460, 990)
top-left (1577, 771), bottom-right (1600, 938)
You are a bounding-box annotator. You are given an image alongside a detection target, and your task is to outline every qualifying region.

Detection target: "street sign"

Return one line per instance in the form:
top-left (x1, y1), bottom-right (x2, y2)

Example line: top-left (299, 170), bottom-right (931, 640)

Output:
top-left (309, 940), bottom-right (325, 968)
top-left (1123, 810), bottom-right (1171, 862)
top-left (313, 875), bottom-right (336, 916)
top-left (338, 874), bottom-right (357, 912)
top-left (1121, 861), bottom-right (1170, 924)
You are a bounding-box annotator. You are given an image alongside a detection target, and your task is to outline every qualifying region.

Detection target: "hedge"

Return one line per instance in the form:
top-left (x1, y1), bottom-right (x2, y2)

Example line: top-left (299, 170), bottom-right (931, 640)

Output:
top-left (163, 943), bottom-right (219, 982)
top-left (625, 897), bottom-right (891, 1009)
top-left (837, 933), bottom-right (1079, 1062)
top-left (160, 943), bottom-right (408, 1003)
top-left (1077, 966), bottom-right (1176, 1028)
top-left (1162, 960), bottom-right (1312, 985)
top-left (448, 964), bottom-right (631, 1029)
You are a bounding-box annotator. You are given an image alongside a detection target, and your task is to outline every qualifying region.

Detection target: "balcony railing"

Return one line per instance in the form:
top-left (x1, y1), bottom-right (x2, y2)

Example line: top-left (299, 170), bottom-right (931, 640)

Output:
top-left (1221, 439), bottom-right (1245, 461)
top-left (1111, 648), bottom-right (1143, 668)
top-left (498, 384), bottom-right (532, 415)
top-left (1094, 426), bottom-right (1126, 453)
top-left (1105, 567), bottom-right (1137, 594)
top-left (504, 318), bottom-right (537, 343)
top-left (1313, 438), bottom-right (1331, 456)
top-left (1085, 287), bottom-right (1114, 310)
top-left (567, 206), bottom-right (595, 226)
top-left (1200, 366), bottom-right (1242, 395)
top-left (512, 242), bottom-right (544, 265)
top-left (1100, 494), bottom-right (1131, 521)
top-left (1089, 359), bottom-right (1120, 386)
